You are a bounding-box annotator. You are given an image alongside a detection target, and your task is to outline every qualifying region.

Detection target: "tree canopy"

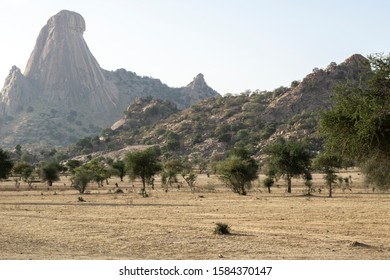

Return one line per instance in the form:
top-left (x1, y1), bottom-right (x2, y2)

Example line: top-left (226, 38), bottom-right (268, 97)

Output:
top-left (319, 53), bottom-right (390, 189)
top-left (312, 153), bottom-right (343, 197)
top-left (71, 166), bottom-right (94, 194)
top-left (13, 162), bottom-right (34, 182)
top-left (0, 149), bottom-right (13, 179)
top-left (263, 137), bottom-right (312, 193)
top-left (40, 162), bottom-right (60, 186)
top-left (125, 147), bottom-right (162, 197)
top-left (216, 148), bottom-right (258, 195)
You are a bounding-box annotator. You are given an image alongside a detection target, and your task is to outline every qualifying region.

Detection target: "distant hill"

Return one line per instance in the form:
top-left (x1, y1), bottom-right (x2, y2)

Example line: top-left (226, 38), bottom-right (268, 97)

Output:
top-left (66, 54), bottom-right (371, 162)
top-left (0, 10), bottom-right (219, 148)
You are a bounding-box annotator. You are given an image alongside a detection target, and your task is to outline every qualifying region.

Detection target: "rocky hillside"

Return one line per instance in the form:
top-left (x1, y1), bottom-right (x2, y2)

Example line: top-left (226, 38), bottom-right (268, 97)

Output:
top-left (67, 54), bottom-right (371, 161)
top-left (0, 10), bottom-right (219, 148)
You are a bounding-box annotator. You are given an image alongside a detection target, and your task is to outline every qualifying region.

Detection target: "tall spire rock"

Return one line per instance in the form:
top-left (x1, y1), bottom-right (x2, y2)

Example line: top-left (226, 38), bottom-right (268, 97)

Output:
top-left (0, 10), bottom-right (219, 147)
top-left (0, 66), bottom-right (35, 115)
top-left (24, 10), bottom-right (118, 111)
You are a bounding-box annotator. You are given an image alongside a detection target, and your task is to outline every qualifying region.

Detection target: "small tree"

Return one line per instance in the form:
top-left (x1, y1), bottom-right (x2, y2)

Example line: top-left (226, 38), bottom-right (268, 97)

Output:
top-left (313, 153), bottom-right (343, 197)
top-left (71, 166), bottom-right (94, 194)
top-left (0, 149), bottom-right (13, 179)
top-left (111, 160), bottom-right (126, 182)
top-left (263, 176), bottom-right (274, 193)
top-left (182, 173), bottom-right (197, 192)
top-left (13, 162), bottom-right (34, 182)
top-left (85, 158), bottom-right (112, 187)
top-left (40, 162), bottom-right (60, 186)
top-left (263, 137), bottom-right (312, 193)
top-left (216, 149), bottom-right (258, 195)
top-left (161, 159), bottom-right (183, 191)
top-left (125, 148), bottom-right (162, 197)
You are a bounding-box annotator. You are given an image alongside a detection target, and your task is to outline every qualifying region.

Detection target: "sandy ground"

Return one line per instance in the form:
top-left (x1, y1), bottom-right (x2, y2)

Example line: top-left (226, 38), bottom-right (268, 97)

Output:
top-left (0, 172), bottom-right (389, 260)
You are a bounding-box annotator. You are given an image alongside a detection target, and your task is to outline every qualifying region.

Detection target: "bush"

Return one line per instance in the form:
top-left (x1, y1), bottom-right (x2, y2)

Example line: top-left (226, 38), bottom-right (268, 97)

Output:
top-left (216, 149), bottom-right (258, 195)
top-left (214, 223), bottom-right (231, 235)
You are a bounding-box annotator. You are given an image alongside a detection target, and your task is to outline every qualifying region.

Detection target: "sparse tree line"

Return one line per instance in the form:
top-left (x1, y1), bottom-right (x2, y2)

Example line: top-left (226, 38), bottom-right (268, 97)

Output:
top-left (1, 54), bottom-right (390, 195)
top-left (0, 137), bottom-right (380, 198)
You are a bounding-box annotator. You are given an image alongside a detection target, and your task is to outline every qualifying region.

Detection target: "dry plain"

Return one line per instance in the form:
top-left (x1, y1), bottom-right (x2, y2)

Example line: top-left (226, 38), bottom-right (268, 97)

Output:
top-left (0, 171), bottom-right (389, 260)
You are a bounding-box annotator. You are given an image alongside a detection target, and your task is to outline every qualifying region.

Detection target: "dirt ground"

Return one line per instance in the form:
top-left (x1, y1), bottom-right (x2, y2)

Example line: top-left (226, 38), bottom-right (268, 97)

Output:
top-left (0, 171), bottom-right (389, 260)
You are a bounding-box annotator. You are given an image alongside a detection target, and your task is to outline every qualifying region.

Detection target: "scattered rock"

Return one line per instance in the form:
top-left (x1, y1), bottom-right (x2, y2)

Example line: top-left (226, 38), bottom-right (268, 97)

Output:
top-left (350, 241), bottom-right (371, 248)
top-left (113, 188), bottom-right (124, 194)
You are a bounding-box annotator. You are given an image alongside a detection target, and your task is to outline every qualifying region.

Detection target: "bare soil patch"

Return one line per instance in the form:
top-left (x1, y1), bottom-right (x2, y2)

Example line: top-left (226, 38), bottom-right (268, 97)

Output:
top-left (0, 172), bottom-right (389, 259)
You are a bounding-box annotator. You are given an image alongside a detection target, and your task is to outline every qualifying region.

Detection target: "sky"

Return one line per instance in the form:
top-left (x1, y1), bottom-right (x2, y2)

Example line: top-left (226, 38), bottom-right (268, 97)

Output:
top-left (0, 0), bottom-right (389, 95)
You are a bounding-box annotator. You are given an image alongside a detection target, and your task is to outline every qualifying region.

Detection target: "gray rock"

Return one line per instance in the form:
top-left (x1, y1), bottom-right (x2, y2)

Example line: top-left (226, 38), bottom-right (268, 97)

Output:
top-left (0, 10), bottom-right (219, 148)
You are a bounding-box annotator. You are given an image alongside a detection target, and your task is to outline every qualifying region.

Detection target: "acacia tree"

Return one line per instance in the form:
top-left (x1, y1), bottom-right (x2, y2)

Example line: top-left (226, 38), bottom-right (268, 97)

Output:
top-left (263, 137), bottom-right (312, 193)
top-left (263, 176), bottom-right (274, 193)
top-left (161, 159), bottom-right (183, 191)
top-left (13, 162), bottom-right (34, 182)
top-left (0, 149), bottom-right (13, 179)
top-left (40, 162), bottom-right (60, 186)
top-left (319, 53), bottom-right (390, 189)
top-left (216, 148), bottom-right (258, 195)
top-left (71, 166), bottom-right (94, 194)
top-left (85, 158), bottom-right (113, 187)
top-left (66, 159), bottom-right (82, 174)
top-left (125, 148), bottom-right (162, 197)
top-left (111, 160), bottom-right (126, 182)
top-left (313, 153), bottom-right (343, 197)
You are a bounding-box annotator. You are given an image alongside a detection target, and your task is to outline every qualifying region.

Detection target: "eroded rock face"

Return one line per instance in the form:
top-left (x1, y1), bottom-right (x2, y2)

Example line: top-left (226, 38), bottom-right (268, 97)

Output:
top-left (0, 10), bottom-right (219, 148)
top-left (0, 66), bottom-right (35, 115)
top-left (182, 73), bottom-right (219, 103)
top-left (264, 54), bottom-right (371, 121)
top-left (24, 10), bottom-right (118, 112)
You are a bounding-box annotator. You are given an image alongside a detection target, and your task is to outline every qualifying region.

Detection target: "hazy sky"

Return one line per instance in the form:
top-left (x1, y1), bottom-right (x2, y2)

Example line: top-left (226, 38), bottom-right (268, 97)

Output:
top-left (0, 0), bottom-right (389, 94)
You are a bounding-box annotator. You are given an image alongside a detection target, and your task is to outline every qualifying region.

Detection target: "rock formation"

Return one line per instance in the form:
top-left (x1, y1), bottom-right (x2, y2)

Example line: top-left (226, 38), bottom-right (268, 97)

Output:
top-left (104, 70), bottom-right (218, 109)
top-left (75, 54), bottom-right (372, 161)
top-left (180, 73), bottom-right (219, 105)
top-left (0, 10), bottom-right (219, 148)
top-left (264, 54), bottom-right (371, 121)
top-left (24, 10), bottom-right (118, 112)
top-left (0, 66), bottom-right (35, 115)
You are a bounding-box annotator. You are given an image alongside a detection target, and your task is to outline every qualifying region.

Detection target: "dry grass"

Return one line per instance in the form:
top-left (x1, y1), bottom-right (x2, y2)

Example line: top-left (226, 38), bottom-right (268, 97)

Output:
top-left (0, 171), bottom-right (389, 260)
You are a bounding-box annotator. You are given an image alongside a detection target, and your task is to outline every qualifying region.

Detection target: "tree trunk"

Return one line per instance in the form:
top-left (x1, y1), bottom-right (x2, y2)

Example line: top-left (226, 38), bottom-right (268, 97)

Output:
top-left (287, 176), bottom-right (292, 193)
top-left (48, 180), bottom-right (53, 187)
top-left (141, 177), bottom-right (147, 197)
top-left (267, 186), bottom-right (271, 193)
top-left (329, 183), bottom-right (332, 197)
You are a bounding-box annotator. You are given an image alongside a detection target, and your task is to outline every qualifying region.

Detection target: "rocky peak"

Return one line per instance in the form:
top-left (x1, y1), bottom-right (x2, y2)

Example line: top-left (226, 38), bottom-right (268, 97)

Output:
top-left (47, 10), bottom-right (86, 34)
top-left (181, 73), bottom-right (218, 104)
top-left (23, 9), bottom-right (118, 112)
top-left (3, 66), bottom-right (22, 86)
top-left (186, 73), bottom-right (207, 90)
top-left (341, 53), bottom-right (370, 68)
top-left (0, 66), bottom-right (34, 115)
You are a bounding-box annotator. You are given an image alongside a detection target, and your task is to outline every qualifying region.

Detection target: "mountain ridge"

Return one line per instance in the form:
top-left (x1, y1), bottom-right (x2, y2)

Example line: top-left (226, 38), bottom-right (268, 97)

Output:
top-left (66, 54), bottom-right (371, 161)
